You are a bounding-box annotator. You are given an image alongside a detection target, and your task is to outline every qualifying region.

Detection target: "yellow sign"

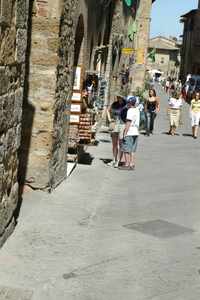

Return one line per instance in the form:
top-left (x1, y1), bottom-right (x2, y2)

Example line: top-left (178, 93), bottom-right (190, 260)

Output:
top-left (122, 48), bottom-right (135, 55)
top-left (136, 48), bottom-right (145, 64)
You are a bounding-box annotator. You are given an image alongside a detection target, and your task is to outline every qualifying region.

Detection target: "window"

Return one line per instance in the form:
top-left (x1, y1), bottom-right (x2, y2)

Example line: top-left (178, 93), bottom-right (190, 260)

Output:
top-left (0, 0), bottom-right (12, 27)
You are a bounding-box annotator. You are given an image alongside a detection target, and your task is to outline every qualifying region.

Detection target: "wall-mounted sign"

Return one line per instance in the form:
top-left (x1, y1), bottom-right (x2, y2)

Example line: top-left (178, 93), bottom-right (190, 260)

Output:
top-left (70, 114), bottom-right (80, 124)
top-left (71, 104), bottom-right (81, 113)
top-left (122, 48), bottom-right (135, 55)
top-left (72, 92), bottom-right (81, 101)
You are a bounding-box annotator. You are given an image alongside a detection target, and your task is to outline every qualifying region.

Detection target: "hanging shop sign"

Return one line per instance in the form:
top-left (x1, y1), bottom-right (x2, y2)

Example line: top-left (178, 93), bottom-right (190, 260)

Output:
top-left (122, 48), bottom-right (135, 55)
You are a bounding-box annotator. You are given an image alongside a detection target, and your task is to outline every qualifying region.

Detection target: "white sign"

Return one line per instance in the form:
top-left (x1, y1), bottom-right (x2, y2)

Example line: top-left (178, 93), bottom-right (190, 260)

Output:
top-left (71, 104), bottom-right (81, 113)
top-left (72, 92), bottom-right (81, 101)
top-left (73, 66), bottom-right (81, 90)
top-left (70, 114), bottom-right (80, 124)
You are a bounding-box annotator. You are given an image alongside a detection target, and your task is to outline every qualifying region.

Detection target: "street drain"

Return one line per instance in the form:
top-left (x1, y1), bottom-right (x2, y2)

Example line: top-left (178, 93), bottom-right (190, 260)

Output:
top-left (123, 219), bottom-right (194, 239)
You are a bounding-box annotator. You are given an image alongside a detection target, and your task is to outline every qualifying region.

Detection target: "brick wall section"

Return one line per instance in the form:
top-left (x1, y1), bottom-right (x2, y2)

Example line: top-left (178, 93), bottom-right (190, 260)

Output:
top-left (0, 0), bottom-right (29, 246)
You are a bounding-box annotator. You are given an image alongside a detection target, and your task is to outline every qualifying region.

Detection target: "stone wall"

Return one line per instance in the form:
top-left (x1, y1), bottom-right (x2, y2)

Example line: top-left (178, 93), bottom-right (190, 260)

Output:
top-left (19, 0), bottom-right (61, 189)
top-left (0, 0), bottom-right (29, 246)
top-left (19, 0), bottom-right (88, 189)
top-left (131, 0), bottom-right (152, 90)
top-left (50, 0), bottom-right (80, 188)
top-left (180, 11), bottom-right (200, 80)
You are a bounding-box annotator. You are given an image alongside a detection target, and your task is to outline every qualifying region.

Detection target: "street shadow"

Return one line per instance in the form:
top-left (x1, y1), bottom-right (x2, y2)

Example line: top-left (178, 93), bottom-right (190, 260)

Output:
top-left (162, 132), bottom-right (180, 136)
top-left (140, 131), bottom-right (147, 136)
top-left (78, 146), bottom-right (94, 165)
top-left (100, 158), bottom-right (113, 165)
top-left (182, 133), bottom-right (193, 137)
top-left (99, 138), bottom-right (111, 143)
top-left (15, 1), bottom-right (35, 220)
top-left (99, 130), bottom-right (110, 134)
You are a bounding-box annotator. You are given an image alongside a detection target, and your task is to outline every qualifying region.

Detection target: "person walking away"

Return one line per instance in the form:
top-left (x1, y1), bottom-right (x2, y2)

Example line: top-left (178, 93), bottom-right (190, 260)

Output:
top-left (190, 92), bottom-right (200, 139)
top-left (168, 91), bottom-right (183, 135)
top-left (119, 97), bottom-right (140, 170)
top-left (145, 89), bottom-right (160, 136)
top-left (107, 94), bottom-right (126, 167)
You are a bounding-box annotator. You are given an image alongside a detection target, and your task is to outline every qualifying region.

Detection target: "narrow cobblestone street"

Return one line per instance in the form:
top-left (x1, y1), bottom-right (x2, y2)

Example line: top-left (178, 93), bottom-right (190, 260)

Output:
top-left (0, 86), bottom-right (200, 299)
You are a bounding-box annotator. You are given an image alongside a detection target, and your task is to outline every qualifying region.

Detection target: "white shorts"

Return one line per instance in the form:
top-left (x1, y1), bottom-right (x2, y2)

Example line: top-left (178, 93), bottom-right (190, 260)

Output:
top-left (191, 112), bottom-right (200, 126)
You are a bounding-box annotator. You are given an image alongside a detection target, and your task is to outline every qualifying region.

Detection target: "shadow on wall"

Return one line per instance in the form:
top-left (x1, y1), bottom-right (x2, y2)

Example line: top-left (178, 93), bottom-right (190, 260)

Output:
top-left (16, 0), bottom-right (35, 218)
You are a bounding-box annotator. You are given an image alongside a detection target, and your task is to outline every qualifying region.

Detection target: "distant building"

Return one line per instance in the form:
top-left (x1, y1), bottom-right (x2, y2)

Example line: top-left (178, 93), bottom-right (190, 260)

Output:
top-left (180, 9), bottom-right (200, 81)
top-left (147, 36), bottom-right (181, 79)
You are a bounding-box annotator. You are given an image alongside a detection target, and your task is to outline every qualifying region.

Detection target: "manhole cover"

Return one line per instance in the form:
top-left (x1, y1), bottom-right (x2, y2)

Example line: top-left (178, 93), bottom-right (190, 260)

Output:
top-left (123, 219), bottom-right (194, 239)
top-left (0, 286), bottom-right (33, 300)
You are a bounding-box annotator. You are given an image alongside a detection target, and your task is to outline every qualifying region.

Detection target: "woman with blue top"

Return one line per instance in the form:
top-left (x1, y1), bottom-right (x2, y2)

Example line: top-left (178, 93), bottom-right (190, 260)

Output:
top-left (107, 94), bottom-right (126, 167)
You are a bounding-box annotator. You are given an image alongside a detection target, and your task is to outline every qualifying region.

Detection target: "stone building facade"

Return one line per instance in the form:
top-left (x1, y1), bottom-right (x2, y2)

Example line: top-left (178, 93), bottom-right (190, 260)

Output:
top-left (147, 36), bottom-right (181, 79)
top-left (0, 0), bottom-right (155, 245)
top-left (19, 0), bottom-right (81, 190)
top-left (0, 0), bottom-right (128, 245)
top-left (0, 0), bottom-right (29, 245)
top-left (19, 0), bottom-right (146, 190)
top-left (130, 0), bottom-right (153, 91)
top-left (180, 8), bottom-right (200, 81)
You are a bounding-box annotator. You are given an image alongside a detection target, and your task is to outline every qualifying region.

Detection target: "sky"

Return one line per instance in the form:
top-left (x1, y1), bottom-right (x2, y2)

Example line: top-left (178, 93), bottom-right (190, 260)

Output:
top-left (150, 0), bottom-right (199, 38)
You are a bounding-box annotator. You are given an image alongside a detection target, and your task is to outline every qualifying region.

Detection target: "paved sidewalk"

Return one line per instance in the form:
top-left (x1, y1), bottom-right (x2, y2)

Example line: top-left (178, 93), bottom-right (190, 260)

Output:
top-left (0, 86), bottom-right (200, 299)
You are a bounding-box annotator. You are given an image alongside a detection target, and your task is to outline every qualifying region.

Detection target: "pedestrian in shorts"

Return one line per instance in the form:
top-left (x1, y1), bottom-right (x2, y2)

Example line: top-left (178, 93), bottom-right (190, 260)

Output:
top-left (119, 96), bottom-right (140, 170)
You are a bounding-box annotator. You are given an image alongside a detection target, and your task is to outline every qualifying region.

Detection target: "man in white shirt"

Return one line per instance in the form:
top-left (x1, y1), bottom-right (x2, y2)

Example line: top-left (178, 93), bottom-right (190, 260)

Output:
top-left (119, 96), bottom-right (140, 170)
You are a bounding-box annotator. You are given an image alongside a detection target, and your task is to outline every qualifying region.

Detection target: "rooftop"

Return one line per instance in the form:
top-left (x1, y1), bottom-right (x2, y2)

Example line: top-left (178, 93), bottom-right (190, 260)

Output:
top-left (149, 36), bottom-right (180, 51)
